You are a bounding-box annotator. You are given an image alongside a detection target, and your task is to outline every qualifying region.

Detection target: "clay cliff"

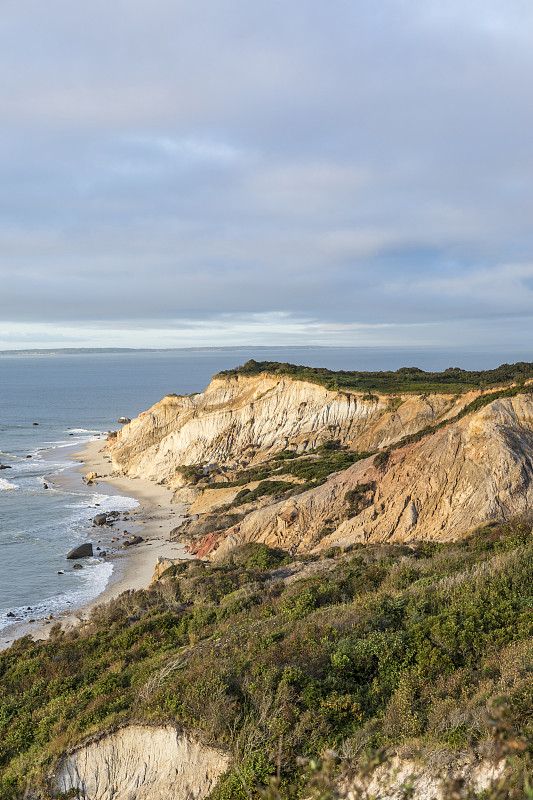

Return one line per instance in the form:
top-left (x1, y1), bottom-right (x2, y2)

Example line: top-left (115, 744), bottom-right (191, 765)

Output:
top-left (109, 371), bottom-right (533, 557)
top-left (110, 373), bottom-right (471, 483)
top-left (209, 394), bottom-right (533, 559)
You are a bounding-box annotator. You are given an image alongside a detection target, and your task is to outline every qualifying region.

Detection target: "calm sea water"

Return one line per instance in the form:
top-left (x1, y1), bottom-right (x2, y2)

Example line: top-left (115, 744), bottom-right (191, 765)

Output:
top-left (1, 345), bottom-right (531, 637)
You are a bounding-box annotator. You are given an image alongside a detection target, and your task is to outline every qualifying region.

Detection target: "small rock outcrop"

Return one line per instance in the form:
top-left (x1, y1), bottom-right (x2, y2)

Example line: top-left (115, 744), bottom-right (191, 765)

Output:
top-left (66, 543), bottom-right (93, 559)
top-left (93, 514), bottom-right (109, 526)
top-left (150, 556), bottom-right (188, 584)
top-left (342, 751), bottom-right (505, 800)
top-left (52, 724), bottom-right (229, 800)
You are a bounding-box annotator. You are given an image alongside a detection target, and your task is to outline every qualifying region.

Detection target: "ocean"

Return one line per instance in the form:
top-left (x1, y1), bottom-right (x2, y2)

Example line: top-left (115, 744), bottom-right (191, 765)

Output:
top-left (1, 345), bottom-right (531, 639)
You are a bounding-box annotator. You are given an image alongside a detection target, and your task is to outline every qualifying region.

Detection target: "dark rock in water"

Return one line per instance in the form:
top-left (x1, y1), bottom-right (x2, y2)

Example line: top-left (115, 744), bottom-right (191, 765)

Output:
top-left (118, 417), bottom-right (131, 424)
top-left (73, 563), bottom-right (83, 569)
top-left (58, 570), bottom-right (64, 574)
top-left (0, 464), bottom-right (11, 470)
top-left (26, 455), bottom-right (32, 458)
top-left (93, 513), bottom-right (108, 526)
top-left (100, 550), bottom-right (107, 557)
top-left (43, 483), bottom-right (48, 489)
top-left (66, 543), bottom-right (93, 559)
top-left (7, 611), bottom-right (14, 617)
top-left (33, 422), bottom-right (39, 426)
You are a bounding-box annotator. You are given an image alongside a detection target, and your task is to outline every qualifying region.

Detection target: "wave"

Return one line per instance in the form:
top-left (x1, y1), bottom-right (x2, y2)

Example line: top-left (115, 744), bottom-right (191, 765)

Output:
top-left (0, 478), bottom-right (18, 491)
top-left (66, 428), bottom-right (103, 435)
top-left (65, 491), bottom-right (139, 513)
top-left (0, 560), bottom-right (114, 634)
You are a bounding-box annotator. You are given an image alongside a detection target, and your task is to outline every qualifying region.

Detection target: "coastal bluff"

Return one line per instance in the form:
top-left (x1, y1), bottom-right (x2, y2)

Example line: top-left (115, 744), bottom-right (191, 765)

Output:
top-left (107, 367), bottom-right (533, 556)
top-left (108, 373), bottom-right (474, 485)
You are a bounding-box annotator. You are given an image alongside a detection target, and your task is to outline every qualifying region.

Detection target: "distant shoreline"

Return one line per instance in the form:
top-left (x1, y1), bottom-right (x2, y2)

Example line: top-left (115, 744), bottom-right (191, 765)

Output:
top-left (0, 345), bottom-right (331, 356)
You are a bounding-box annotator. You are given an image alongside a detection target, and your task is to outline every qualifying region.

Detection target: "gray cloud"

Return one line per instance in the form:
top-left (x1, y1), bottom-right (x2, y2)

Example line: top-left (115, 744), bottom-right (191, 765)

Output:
top-left (1, 1), bottom-right (533, 347)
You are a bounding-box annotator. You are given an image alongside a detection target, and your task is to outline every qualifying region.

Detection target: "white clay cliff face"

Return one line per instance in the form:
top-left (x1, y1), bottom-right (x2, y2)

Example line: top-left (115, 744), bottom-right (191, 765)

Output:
top-left (109, 374), bottom-right (472, 484)
top-left (52, 725), bottom-right (229, 800)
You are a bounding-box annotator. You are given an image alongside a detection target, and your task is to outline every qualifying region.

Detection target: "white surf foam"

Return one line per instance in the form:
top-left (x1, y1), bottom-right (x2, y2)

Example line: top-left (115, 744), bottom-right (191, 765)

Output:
top-left (0, 560), bottom-right (114, 634)
top-left (66, 428), bottom-right (103, 435)
top-left (0, 478), bottom-right (18, 491)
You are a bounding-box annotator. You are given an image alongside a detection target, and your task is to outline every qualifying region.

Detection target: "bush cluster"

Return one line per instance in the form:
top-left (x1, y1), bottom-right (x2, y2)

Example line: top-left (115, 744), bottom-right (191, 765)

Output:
top-left (3, 523), bottom-right (533, 797)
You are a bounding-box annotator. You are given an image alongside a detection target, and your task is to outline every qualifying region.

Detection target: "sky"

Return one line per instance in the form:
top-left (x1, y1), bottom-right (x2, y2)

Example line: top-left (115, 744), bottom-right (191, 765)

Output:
top-left (1, 0), bottom-right (533, 351)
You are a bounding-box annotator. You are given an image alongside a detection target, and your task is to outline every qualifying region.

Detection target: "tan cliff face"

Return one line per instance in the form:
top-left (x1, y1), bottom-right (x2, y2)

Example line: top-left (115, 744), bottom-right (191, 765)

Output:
top-left (109, 372), bottom-right (533, 556)
top-left (51, 724), bottom-right (229, 800)
top-left (205, 394), bottom-right (533, 558)
top-left (109, 373), bottom-right (470, 485)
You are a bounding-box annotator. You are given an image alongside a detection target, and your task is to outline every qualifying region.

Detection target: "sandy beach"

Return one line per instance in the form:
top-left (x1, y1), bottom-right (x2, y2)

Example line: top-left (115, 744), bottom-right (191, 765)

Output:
top-left (1, 437), bottom-right (191, 650)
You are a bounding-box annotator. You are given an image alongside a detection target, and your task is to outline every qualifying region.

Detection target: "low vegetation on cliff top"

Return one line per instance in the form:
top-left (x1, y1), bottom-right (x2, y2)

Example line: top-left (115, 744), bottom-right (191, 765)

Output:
top-left (216, 359), bottom-right (533, 394)
top-left (3, 522), bottom-right (533, 797)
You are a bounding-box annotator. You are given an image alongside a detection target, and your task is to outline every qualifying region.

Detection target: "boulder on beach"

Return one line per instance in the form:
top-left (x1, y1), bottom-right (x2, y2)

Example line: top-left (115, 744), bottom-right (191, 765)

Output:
top-left (84, 472), bottom-right (98, 485)
top-left (66, 543), bottom-right (93, 559)
top-left (93, 513), bottom-right (108, 526)
top-left (123, 535), bottom-right (143, 548)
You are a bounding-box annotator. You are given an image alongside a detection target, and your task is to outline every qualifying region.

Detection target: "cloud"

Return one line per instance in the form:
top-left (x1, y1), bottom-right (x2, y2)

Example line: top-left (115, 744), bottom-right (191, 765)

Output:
top-left (1, 1), bottom-right (533, 349)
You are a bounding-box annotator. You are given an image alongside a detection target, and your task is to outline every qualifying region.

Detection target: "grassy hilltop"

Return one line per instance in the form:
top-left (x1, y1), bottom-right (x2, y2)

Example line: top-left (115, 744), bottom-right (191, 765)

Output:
top-left (217, 358), bottom-right (533, 394)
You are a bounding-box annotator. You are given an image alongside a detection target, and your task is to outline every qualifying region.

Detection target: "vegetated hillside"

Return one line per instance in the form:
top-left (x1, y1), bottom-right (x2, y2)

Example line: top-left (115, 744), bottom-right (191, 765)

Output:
top-left (2, 525), bottom-right (533, 798)
top-left (6, 360), bottom-right (533, 798)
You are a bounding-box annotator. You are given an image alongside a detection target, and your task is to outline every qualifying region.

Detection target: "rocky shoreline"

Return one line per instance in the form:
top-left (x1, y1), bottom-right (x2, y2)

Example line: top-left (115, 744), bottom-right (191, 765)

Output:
top-left (0, 438), bottom-right (191, 650)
